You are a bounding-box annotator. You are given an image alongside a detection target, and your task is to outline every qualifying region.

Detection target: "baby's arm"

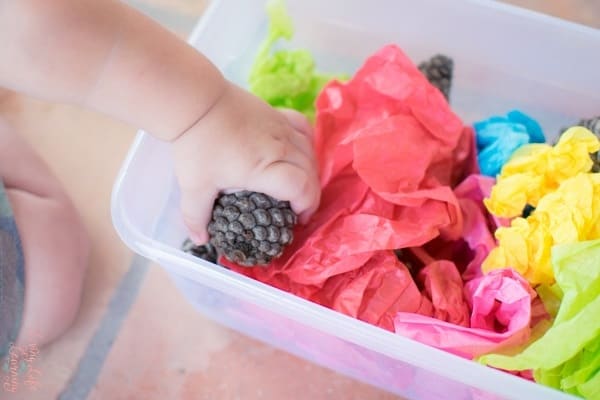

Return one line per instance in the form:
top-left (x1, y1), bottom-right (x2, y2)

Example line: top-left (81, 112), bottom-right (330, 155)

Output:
top-left (0, 0), bottom-right (320, 243)
top-left (0, 0), bottom-right (225, 140)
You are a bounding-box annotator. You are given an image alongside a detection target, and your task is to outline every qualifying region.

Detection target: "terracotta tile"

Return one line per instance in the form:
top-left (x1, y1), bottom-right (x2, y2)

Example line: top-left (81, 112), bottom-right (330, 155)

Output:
top-left (90, 264), bottom-right (403, 400)
top-left (0, 93), bottom-right (136, 399)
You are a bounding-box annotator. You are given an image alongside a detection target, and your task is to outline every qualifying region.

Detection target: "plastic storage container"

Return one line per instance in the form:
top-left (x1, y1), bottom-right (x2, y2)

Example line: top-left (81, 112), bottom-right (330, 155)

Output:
top-left (111, 1), bottom-right (600, 399)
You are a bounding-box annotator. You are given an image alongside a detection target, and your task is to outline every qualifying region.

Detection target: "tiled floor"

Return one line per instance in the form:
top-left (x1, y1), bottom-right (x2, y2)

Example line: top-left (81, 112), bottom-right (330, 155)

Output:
top-left (0, 1), bottom-right (598, 400)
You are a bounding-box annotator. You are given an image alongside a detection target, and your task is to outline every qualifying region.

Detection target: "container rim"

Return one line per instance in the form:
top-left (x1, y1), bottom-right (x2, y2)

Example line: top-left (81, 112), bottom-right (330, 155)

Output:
top-left (110, 1), bottom-right (591, 398)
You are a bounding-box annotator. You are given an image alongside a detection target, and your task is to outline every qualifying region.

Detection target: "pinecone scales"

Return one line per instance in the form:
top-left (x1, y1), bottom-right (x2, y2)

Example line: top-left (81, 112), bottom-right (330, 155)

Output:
top-left (581, 117), bottom-right (600, 172)
top-left (206, 191), bottom-right (297, 266)
top-left (418, 54), bottom-right (454, 100)
top-left (579, 116), bottom-right (600, 136)
top-left (182, 239), bottom-right (218, 264)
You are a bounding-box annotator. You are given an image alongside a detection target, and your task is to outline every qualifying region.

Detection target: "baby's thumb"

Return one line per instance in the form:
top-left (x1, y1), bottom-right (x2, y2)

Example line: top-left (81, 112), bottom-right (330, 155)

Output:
top-left (179, 186), bottom-right (218, 245)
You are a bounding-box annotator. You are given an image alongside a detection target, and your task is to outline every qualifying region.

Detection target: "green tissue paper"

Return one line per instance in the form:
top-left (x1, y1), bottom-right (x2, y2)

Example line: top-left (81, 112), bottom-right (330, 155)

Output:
top-left (248, 0), bottom-right (346, 121)
top-left (479, 239), bottom-right (600, 399)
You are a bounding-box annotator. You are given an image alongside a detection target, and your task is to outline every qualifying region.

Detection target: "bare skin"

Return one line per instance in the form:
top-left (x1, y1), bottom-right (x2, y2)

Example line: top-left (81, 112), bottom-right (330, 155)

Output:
top-left (0, 0), bottom-right (320, 349)
top-left (0, 119), bottom-right (89, 347)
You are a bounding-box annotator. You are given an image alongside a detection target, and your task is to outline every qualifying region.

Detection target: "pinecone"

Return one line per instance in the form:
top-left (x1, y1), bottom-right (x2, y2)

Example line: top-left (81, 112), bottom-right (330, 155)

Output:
top-left (591, 151), bottom-right (600, 173)
top-left (207, 191), bottom-right (297, 267)
top-left (418, 54), bottom-right (454, 100)
top-left (394, 248), bottom-right (417, 277)
top-left (181, 238), bottom-right (218, 264)
top-left (579, 116), bottom-right (600, 135)
top-left (580, 118), bottom-right (600, 172)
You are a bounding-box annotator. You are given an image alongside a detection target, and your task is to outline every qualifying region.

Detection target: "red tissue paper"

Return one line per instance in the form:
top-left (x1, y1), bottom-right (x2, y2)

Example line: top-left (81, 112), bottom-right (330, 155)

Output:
top-left (223, 44), bottom-right (539, 355)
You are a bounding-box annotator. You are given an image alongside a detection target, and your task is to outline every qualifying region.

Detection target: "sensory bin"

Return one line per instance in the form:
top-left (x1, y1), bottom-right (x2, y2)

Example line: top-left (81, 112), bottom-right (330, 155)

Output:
top-left (185, 2), bottom-right (600, 398)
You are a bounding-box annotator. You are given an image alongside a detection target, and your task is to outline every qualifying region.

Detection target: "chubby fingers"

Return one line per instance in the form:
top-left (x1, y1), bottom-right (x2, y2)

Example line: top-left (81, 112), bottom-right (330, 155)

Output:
top-left (246, 147), bottom-right (321, 224)
top-left (175, 107), bottom-right (321, 244)
top-left (250, 161), bottom-right (319, 214)
top-left (179, 183), bottom-right (218, 244)
top-left (246, 112), bottom-right (320, 223)
top-left (280, 111), bottom-right (321, 222)
top-left (278, 108), bottom-right (313, 138)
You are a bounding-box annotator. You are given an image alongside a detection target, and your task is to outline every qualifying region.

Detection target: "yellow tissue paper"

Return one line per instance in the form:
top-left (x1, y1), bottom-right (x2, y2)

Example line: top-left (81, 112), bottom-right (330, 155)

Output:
top-left (482, 173), bottom-right (600, 285)
top-left (484, 127), bottom-right (599, 219)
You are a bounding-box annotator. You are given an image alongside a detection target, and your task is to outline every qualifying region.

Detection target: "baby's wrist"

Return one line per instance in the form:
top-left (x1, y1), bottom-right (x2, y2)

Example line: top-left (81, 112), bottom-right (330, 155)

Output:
top-left (169, 76), bottom-right (232, 142)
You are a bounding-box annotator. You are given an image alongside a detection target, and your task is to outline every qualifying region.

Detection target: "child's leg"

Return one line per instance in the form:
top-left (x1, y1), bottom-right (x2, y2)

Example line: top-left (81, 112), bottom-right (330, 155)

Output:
top-left (0, 118), bottom-right (89, 350)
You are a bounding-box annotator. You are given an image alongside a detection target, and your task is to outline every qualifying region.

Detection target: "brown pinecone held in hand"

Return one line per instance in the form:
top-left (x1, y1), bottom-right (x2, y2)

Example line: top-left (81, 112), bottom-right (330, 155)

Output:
top-left (418, 54), bottom-right (454, 100)
top-left (207, 191), bottom-right (297, 267)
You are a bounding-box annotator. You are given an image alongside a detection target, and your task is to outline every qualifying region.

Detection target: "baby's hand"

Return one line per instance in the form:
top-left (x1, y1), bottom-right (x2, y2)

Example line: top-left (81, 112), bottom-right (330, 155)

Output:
top-left (171, 82), bottom-right (321, 244)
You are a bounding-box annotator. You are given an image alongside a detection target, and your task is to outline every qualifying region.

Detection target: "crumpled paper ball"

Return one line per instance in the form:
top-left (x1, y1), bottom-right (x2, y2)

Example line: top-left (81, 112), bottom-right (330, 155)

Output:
top-left (482, 172), bottom-right (600, 286)
top-left (248, 0), bottom-right (347, 121)
top-left (394, 268), bottom-right (541, 359)
top-left (484, 126), bottom-right (600, 219)
top-left (475, 110), bottom-right (545, 177)
top-left (479, 239), bottom-right (600, 399)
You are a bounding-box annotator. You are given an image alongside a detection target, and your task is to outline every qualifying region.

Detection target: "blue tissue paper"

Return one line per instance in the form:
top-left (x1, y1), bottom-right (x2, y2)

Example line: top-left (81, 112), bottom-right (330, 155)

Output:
top-left (474, 110), bottom-right (546, 177)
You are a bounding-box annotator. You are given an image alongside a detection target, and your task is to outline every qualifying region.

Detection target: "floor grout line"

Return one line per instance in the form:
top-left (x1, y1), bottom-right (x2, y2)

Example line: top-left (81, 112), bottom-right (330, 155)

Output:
top-left (55, 4), bottom-right (199, 399)
top-left (57, 255), bottom-right (150, 400)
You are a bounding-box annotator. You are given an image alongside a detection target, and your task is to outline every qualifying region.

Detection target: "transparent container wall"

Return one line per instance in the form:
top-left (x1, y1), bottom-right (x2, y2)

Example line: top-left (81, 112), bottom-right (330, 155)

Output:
top-left (196, 0), bottom-right (600, 141)
top-left (158, 255), bottom-right (575, 399)
top-left (111, 0), bottom-right (600, 399)
top-left (165, 269), bottom-right (505, 400)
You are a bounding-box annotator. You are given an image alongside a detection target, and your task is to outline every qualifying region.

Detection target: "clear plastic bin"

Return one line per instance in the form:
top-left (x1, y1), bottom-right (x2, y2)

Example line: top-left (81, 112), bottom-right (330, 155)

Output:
top-left (111, 1), bottom-right (600, 399)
